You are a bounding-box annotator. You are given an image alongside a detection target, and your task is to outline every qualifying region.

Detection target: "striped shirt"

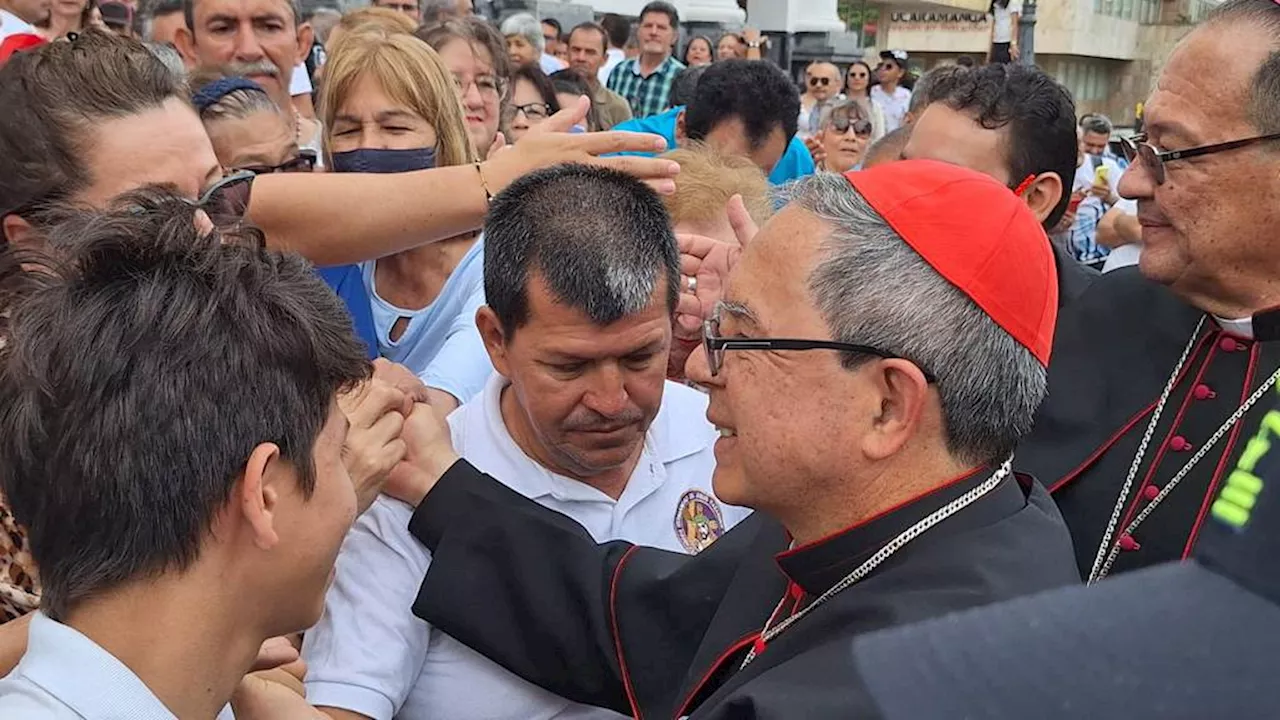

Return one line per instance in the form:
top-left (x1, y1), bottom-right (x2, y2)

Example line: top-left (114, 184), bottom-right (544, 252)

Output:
top-left (606, 55), bottom-right (685, 119)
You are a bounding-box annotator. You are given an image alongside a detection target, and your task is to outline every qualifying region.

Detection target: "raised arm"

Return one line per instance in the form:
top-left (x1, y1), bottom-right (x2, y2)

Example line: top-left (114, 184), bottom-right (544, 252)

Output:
top-left (249, 98), bottom-right (679, 266)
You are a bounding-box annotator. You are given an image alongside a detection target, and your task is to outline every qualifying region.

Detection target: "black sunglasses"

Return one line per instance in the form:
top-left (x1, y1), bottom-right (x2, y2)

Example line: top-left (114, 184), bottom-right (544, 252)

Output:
top-left (235, 150), bottom-right (317, 177)
top-left (1121, 132), bottom-right (1280, 185)
top-left (194, 171), bottom-right (255, 225)
top-left (808, 76), bottom-right (832, 87)
top-left (702, 310), bottom-right (936, 382)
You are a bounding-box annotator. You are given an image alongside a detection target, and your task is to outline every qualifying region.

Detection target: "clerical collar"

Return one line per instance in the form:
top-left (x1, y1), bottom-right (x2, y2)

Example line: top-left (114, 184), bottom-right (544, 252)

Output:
top-left (773, 465), bottom-right (1028, 597)
top-left (1214, 315), bottom-right (1254, 339)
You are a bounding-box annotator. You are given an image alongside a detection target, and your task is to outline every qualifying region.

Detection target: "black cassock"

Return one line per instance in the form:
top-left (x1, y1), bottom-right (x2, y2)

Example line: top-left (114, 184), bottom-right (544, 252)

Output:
top-left (408, 460), bottom-right (1079, 719)
top-left (1020, 267), bottom-right (1280, 577)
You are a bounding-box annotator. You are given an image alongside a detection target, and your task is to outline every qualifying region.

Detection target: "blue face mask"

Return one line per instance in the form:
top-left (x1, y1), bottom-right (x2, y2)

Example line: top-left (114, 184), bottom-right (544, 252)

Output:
top-left (329, 147), bottom-right (437, 174)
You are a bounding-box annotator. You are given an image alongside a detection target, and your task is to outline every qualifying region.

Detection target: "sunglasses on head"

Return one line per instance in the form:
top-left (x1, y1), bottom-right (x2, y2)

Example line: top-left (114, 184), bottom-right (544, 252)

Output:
top-left (830, 112), bottom-right (873, 137)
top-left (235, 150), bottom-right (317, 177)
top-left (808, 76), bottom-right (832, 87)
top-left (194, 171), bottom-right (255, 226)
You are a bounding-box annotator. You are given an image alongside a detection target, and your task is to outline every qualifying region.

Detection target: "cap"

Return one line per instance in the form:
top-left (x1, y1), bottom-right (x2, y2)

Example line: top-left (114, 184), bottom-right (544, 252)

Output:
top-left (99, 1), bottom-right (133, 28)
top-left (843, 160), bottom-right (1058, 366)
top-left (878, 49), bottom-right (908, 67)
top-left (847, 382), bottom-right (1280, 718)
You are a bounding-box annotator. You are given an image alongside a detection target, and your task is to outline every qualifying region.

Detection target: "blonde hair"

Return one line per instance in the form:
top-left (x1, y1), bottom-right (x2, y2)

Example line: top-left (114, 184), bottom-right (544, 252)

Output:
top-left (660, 144), bottom-right (772, 228)
top-left (328, 7), bottom-right (418, 53)
top-left (319, 30), bottom-right (476, 167)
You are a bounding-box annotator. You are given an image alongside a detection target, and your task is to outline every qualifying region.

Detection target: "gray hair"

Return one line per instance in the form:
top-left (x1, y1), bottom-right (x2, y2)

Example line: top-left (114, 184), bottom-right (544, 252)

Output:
top-left (1079, 113), bottom-right (1113, 136)
top-left (782, 173), bottom-right (1047, 465)
top-left (501, 12), bottom-right (544, 53)
top-left (818, 99), bottom-right (870, 129)
top-left (1205, 0), bottom-right (1280, 134)
top-left (308, 7), bottom-right (341, 43)
top-left (142, 42), bottom-right (186, 84)
top-left (422, 0), bottom-right (465, 23)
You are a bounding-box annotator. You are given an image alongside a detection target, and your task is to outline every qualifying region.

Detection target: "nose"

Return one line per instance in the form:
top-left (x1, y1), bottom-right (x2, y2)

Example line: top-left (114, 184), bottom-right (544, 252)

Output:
top-left (583, 364), bottom-right (630, 417)
top-left (232, 23), bottom-right (265, 61)
top-left (685, 344), bottom-right (719, 387)
top-left (1118, 156), bottom-right (1153, 200)
top-left (461, 81), bottom-right (484, 111)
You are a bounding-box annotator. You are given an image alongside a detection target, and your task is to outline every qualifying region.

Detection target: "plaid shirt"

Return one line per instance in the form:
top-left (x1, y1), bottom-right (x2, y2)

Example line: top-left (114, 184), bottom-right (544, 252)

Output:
top-left (606, 55), bottom-right (685, 119)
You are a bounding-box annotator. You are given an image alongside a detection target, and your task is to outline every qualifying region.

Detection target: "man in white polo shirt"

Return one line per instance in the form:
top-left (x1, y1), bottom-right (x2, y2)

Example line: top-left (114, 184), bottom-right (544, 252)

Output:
top-left (302, 164), bottom-right (749, 720)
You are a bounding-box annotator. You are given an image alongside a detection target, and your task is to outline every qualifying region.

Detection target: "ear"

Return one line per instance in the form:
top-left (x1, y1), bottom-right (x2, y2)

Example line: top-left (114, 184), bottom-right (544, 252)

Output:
top-left (295, 22), bottom-right (314, 66)
top-left (674, 109), bottom-right (688, 144)
top-left (238, 442), bottom-right (284, 551)
top-left (1021, 172), bottom-right (1064, 225)
top-left (475, 306), bottom-right (512, 379)
top-left (860, 358), bottom-right (931, 462)
top-left (1, 214), bottom-right (38, 248)
top-left (174, 24), bottom-right (198, 65)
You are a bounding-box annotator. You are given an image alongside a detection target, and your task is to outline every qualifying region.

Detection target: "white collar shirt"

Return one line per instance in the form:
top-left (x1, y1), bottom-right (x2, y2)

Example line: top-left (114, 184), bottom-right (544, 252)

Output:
top-left (302, 374), bottom-right (749, 720)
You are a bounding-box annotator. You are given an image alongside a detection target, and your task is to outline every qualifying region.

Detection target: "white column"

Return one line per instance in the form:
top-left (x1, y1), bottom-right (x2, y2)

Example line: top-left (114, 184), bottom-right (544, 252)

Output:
top-left (680, 0), bottom-right (746, 24)
top-left (747, 0), bottom-right (845, 33)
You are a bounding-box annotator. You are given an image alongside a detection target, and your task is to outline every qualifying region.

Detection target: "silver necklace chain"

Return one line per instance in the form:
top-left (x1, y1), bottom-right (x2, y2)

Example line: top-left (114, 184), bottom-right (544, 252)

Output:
top-left (739, 459), bottom-right (1013, 670)
top-left (1088, 318), bottom-right (1280, 583)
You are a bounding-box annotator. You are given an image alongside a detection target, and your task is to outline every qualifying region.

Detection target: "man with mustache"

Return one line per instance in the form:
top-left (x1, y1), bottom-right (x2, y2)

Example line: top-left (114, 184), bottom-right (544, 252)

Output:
top-left (302, 164), bottom-right (748, 720)
top-left (174, 0), bottom-right (322, 157)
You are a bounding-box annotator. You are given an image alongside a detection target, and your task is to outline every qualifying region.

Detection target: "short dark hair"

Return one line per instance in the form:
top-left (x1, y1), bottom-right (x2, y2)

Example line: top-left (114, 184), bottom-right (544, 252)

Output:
top-left (148, 0), bottom-right (183, 18)
top-left (569, 21), bottom-right (608, 53)
top-left (908, 64), bottom-right (968, 116)
top-left (599, 12), bottom-right (629, 48)
top-left (685, 59), bottom-right (801, 147)
top-left (549, 68), bottom-right (600, 129)
top-left (639, 1), bottom-right (678, 28)
top-left (541, 16), bottom-right (561, 34)
top-left (955, 55), bottom-right (976, 68)
top-left (669, 63), bottom-right (708, 107)
top-left (1079, 113), bottom-right (1113, 136)
top-left (510, 64), bottom-right (561, 112)
top-left (0, 191), bottom-right (369, 620)
top-left (483, 164), bottom-right (679, 337)
top-left (1206, 0), bottom-right (1280, 134)
top-left (0, 31), bottom-right (182, 228)
top-left (927, 63), bottom-right (1078, 229)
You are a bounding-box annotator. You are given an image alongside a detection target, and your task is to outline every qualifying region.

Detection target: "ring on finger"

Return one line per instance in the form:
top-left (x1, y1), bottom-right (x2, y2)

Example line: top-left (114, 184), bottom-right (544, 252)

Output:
top-left (686, 275), bottom-right (698, 294)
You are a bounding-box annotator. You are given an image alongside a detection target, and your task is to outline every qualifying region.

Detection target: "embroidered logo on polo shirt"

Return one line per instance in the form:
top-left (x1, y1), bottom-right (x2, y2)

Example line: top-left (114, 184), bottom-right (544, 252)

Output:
top-left (675, 490), bottom-right (725, 554)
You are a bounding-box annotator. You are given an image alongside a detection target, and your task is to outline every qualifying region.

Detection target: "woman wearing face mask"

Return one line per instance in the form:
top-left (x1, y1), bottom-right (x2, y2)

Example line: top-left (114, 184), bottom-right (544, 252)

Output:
top-left (321, 29), bottom-right (492, 415)
top-left (191, 73), bottom-right (379, 360)
top-left (416, 18), bottom-right (510, 161)
top-left (843, 60), bottom-right (886, 142)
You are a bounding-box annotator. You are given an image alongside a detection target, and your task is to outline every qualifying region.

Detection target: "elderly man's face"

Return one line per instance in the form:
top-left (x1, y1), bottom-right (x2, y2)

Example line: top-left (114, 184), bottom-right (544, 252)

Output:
top-left (687, 206), bottom-right (873, 515)
top-left (479, 273), bottom-right (671, 482)
top-left (806, 63), bottom-right (840, 102)
top-left (1117, 22), bottom-right (1280, 309)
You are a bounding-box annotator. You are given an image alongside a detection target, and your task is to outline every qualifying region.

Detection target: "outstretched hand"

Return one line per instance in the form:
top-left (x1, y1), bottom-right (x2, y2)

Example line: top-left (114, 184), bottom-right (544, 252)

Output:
top-left (673, 194), bottom-right (757, 336)
top-left (385, 401), bottom-right (461, 509)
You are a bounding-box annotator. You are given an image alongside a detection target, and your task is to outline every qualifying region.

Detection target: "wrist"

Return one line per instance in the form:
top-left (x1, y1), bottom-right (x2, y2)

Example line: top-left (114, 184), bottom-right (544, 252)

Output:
top-left (400, 450), bottom-right (461, 508)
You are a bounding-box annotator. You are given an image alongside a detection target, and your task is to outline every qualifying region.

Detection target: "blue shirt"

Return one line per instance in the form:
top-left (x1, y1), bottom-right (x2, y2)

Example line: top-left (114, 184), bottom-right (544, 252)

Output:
top-left (610, 107), bottom-right (815, 186)
top-left (359, 238), bottom-right (492, 403)
top-left (317, 264), bottom-right (378, 360)
top-left (0, 612), bottom-right (235, 719)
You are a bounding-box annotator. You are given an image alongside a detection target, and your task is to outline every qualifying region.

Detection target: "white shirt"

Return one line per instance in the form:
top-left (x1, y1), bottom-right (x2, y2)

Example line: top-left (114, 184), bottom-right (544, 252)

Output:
top-left (289, 61), bottom-right (312, 96)
top-left (1101, 197), bottom-right (1141, 273)
top-left (303, 375), bottom-right (749, 720)
top-left (0, 612), bottom-right (235, 719)
top-left (990, 0), bottom-right (1023, 43)
top-left (870, 84), bottom-right (912, 132)
top-left (598, 47), bottom-right (625, 86)
top-left (0, 9), bottom-right (35, 43)
top-left (539, 52), bottom-right (566, 75)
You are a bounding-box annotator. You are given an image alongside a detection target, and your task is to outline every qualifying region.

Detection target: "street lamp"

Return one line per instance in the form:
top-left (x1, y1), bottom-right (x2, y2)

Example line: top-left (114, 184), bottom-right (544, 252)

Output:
top-left (1018, 0), bottom-right (1037, 65)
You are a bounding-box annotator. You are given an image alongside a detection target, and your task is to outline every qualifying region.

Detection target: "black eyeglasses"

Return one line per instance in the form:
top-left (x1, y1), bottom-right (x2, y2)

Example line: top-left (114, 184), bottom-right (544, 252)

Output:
top-left (702, 310), bottom-right (936, 382)
top-left (505, 102), bottom-right (551, 121)
top-left (234, 150), bottom-right (317, 177)
top-left (808, 76), bottom-right (831, 87)
top-left (1121, 132), bottom-right (1280, 185)
top-left (829, 111), bottom-right (873, 138)
top-left (194, 171), bottom-right (255, 225)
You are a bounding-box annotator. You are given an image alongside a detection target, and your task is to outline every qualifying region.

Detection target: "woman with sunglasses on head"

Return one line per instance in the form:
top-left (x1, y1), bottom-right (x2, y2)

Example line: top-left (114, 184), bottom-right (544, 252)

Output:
top-left (319, 28), bottom-right (492, 419)
top-left (815, 100), bottom-right (875, 173)
top-left (844, 59), bottom-right (886, 141)
top-left (506, 64), bottom-right (563, 141)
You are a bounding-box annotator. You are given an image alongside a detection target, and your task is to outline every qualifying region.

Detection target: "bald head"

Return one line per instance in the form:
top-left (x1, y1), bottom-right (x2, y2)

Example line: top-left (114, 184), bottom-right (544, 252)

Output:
top-left (805, 62), bottom-right (841, 102)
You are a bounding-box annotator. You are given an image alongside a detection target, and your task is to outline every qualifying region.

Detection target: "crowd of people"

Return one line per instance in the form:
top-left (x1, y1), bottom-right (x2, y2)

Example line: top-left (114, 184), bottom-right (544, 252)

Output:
top-left (0, 0), bottom-right (1277, 716)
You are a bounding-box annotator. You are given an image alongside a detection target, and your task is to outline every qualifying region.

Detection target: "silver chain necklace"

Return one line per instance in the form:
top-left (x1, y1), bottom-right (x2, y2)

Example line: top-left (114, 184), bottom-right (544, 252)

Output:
top-left (1088, 317), bottom-right (1280, 583)
top-left (739, 459), bottom-right (1013, 671)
